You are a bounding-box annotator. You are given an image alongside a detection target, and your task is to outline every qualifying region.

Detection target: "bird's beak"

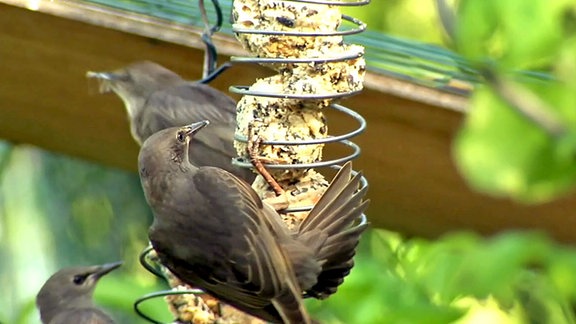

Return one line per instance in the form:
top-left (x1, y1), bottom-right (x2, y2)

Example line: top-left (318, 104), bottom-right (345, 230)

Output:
top-left (86, 71), bottom-right (120, 81)
top-left (184, 120), bottom-right (210, 137)
top-left (91, 261), bottom-right (123, 280)
top-left (86, 71), bottom-right (124, 93)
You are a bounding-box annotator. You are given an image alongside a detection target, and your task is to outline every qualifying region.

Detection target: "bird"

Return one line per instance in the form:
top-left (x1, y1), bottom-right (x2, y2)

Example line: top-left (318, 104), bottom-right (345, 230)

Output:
top-left (86, 61), bottom-right (254, 182)
top-left (138, 120), bottom-right (369, 324)
top-left (36, 261), bottom-right (122, 324)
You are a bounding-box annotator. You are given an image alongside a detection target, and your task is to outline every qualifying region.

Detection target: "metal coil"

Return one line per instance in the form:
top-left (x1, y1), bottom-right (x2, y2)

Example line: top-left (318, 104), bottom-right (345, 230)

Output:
top-left (136, 0), bottom-right (370, 322)
top-left (230, 0), bottom-right (370, 213)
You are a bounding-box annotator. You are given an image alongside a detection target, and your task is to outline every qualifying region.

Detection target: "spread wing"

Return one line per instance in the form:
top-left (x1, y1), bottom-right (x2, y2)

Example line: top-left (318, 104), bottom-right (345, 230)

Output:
top-left (143, 82), bottom-right (236, 129)
top-left (150, 167), bottom-right (298, 322)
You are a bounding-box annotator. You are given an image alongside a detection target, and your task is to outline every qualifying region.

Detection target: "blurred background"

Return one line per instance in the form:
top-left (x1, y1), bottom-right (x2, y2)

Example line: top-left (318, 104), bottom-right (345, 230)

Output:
top-left (4, 0), bottom-right (576, 323)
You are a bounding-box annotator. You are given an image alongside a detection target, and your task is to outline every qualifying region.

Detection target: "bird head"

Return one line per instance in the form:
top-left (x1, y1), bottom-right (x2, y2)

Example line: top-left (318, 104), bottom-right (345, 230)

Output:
top-left (177, 120), bottom-right (211, 165)
top-left (86, 61), bottom-right (184, 117)
top-left (36, 262), bottom-right (122, 322)
top-left (138, 120), bottom-right (210, 176)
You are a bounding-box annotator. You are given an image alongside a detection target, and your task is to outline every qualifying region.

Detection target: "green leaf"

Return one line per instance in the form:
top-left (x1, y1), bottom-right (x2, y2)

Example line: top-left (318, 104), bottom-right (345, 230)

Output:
top-left (454, 80), bottom-right (576, 202)
top-left (457, 0), bottom-right (575, 69)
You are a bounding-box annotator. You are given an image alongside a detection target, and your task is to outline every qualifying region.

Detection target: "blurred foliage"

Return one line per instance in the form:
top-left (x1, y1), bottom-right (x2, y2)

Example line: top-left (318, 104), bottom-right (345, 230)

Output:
top-left (309, 229), bottom-right (576, 324)
top-left (451, 0), bottom-right (576, 202)
top-left (343, 0), bottom-right (444, 44)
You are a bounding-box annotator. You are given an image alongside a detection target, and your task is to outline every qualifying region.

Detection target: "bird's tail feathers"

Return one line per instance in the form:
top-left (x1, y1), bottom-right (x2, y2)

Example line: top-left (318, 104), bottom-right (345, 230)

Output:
top-left (316, 217), bottom-right (368, 264)
top-left (296, 162), bottom-right (370, 299)
top-left (304, 202), bottom-right (369, 299)
top-left (298, 163), bottom-right (358, 233)
top-left (272, 281), bottom-right (313, 324)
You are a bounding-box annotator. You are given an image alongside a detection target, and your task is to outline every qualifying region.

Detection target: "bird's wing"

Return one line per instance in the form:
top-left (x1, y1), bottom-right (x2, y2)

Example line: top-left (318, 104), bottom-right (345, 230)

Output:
top-left (49, 308), bottom-right (115, 324)
top-left (139, 83), bottom-right (245, 175)
top-left (148, 82), bottom-right (235, 122)
top-left (194, 168), bottom-right (291, 295)
top-left (150, 167), bottom-right (301, 322)
top-left (194, 169), bottom-right (312, 323)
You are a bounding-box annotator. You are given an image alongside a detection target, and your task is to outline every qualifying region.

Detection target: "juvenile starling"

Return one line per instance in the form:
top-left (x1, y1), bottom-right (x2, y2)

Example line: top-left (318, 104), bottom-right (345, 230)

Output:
top-left (36, 261), bottom-right (122, 324)
top-left (87, 61), bottom-right (254, 182)
top-left (138, 121), bottom-right (369, 324)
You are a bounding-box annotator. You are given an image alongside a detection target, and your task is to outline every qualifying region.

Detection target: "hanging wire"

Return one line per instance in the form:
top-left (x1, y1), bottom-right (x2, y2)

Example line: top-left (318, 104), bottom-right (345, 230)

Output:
top-left (197, 0), bottom-right (230, 83)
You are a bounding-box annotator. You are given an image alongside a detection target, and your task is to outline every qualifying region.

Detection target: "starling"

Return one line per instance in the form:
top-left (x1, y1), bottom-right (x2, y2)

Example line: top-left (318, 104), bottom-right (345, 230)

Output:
top-left (138, 121), bottom-right (369, 324)
top-left (86, 61), bottom-right (254, 182)
top-left (36, 261), bottom-right (122, 324)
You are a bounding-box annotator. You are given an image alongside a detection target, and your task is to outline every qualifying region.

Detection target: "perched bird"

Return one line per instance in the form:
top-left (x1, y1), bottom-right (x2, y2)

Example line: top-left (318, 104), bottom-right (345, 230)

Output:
top-left (86, 61), bottom-right (254, 182)
top-left (138, 121), bottom-right (369, 324)
top-left (36, 261), bottom-right (122, 324)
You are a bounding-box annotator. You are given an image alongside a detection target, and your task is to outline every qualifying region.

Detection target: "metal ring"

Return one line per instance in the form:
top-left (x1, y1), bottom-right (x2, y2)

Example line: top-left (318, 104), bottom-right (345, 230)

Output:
top-left (234, 103), bottom-right (366, 146)
top-left (286, 0), bottom-right (370, 5)
top-left (233, 14), bottom-right (366, 37)
top-left (139, 245), bottom-right (165, 279)
top-left (233, 139), bottom-right (361, 170)
top-left (134, 289), bottom-right (206, 324)
top-left (230, 50), bottom-right (364, 64)
top-left (229, 86), bottom-right (362, 99)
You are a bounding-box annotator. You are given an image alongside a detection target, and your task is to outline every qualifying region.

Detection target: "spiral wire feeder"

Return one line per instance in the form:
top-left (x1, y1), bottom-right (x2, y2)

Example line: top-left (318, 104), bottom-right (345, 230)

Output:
top-left (135, 0), bottom-right (370, 322)
top-left (230, 0), bottom-right (370, 212)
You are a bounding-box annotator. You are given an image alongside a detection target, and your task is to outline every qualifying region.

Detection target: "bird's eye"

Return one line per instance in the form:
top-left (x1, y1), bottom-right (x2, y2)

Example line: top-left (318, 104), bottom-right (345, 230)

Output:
top-left (176, 131), bottom-right (186, 143)
top-left (72, 274), bottom-right (87, 285)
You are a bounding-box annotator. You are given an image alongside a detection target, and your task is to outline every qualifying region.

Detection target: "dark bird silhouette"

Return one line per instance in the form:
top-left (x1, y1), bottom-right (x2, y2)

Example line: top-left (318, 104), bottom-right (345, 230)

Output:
top-left (36, 261), bottom-right (122, 324)
top-left (87, 61), bottom-right (254, 182)
top-left (138, 121), bottom-right (369, 323)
